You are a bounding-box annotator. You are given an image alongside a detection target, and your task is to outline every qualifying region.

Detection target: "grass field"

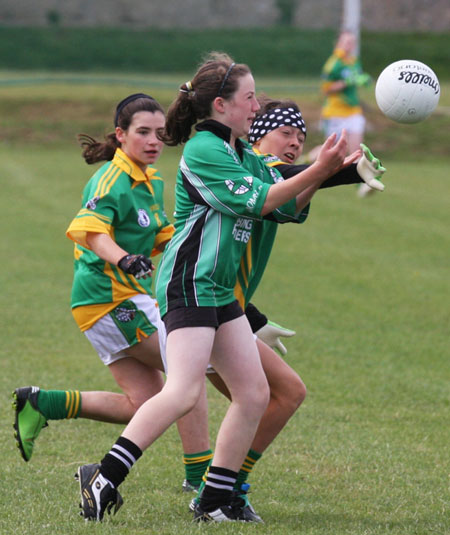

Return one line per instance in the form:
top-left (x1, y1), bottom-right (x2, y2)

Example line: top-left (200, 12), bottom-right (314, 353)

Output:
top-left (0, 74), bottom-right (449, 535)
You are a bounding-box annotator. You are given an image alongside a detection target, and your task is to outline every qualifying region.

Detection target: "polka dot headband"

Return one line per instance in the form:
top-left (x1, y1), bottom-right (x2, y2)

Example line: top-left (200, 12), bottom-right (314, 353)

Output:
top-left (248, 107), bottom-right (307, 144)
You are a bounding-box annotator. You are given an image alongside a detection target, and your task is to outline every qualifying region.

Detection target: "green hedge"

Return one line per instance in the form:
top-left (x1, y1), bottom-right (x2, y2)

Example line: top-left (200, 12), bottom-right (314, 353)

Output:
top-left (1, 27), bottom-right (448, 79)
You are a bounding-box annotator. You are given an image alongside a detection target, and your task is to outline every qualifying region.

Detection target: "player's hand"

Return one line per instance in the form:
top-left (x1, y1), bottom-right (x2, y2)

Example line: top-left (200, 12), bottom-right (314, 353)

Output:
top-left (118, 254), bottom-right (154, 279)
top-left (315, 131), bottom-right (348, 176)
top-left (346, 72), bottom-right (371, 87)
top-left (255, 321), bottom-right (296, 356)
top-left (356, 143), bottom-right (387, 192)
top-left (355, 73), bottom-right (372, 87)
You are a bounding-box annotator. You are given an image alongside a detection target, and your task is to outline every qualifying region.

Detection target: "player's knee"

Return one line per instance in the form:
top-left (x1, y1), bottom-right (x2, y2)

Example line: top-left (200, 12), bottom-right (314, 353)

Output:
top-left (274, 373), bottom-right (306, 413)
top-left (127, 392), bottom-right (153, 414)
top-left (294, 377), bottom-right (307, 407)
top-left (247, 377), bottom-right (271, 415)
top-left (174, 383), bottom-right (206, 417)
top-left (288, 375), bottom-right (306, 409)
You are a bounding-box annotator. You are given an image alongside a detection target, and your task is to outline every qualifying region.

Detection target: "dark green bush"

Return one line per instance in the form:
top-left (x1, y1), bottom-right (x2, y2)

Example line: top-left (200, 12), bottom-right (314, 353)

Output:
top-left (0, 27), bottom-right (448, 79)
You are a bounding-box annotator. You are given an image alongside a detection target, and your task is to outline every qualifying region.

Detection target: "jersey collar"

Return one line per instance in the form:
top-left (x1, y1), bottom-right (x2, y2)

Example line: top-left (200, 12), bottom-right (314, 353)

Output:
top-left (196, 119), bottom-right (245, 159)
top-left (112, 147), bottom-right (157, 182)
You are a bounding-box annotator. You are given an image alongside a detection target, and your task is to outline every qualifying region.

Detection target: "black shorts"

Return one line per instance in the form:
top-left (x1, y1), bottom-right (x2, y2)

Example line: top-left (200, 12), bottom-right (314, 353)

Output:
top-left (163, 300), bottom-right (244, 335)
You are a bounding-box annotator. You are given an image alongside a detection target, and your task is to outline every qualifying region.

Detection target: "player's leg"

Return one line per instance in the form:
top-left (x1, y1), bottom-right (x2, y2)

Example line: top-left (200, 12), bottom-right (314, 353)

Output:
top-left (12, 295), bottom-right (165, 461)
top-left (176, 379), bottom-right (213, 492)
top-left (250, 338), bottom-right (306, 452)
top-left (194, 315), bottom-right (270, 521)
top-left (196, 338), bottom-right (305, 521)
top-left (81, 334), bottom-right (165, 423)
top-left (12, 332), bottom-right (165, 462)
top-left (76, 325), bottom-right (215, 521)
top-left (347, 131), bottom-right (364, 155)
top-left (118, 326), bottom-right (214, 448)
top-left (207, 337), bottom-right (305, 456)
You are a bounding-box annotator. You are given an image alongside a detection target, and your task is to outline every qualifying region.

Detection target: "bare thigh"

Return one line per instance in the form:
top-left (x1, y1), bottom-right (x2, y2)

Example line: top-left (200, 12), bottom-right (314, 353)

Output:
top-left (109, 331), bottom-right (165, 409)
top-left (210, 316), bottom-right (269, 411)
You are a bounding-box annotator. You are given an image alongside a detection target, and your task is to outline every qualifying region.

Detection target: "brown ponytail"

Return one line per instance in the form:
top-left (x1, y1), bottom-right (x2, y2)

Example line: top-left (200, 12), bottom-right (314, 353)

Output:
top-left (161, 51), bottom-right (251, 146)
top-left (77, 133), bottom-right (118, 164)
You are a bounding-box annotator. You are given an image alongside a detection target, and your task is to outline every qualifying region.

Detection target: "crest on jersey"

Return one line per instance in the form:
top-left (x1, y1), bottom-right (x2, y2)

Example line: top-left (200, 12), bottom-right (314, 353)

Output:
top-left (137, 209), bottom-right (150, 227)
top-left (225, 176), bottom-right (253, 195)
top-left (85, 196), bottom-right (100, 210)
top-left (115, 307), bottom-right (136, 322)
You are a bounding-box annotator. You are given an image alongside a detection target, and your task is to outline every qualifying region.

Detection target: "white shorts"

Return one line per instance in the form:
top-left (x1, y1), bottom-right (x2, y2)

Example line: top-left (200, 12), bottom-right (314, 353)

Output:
top-left (322, 114), bottom-right (366, 137)
top-left (84, 294), bottom-right (164, 366)
top-left (86, 295), bottom-right (259, 374)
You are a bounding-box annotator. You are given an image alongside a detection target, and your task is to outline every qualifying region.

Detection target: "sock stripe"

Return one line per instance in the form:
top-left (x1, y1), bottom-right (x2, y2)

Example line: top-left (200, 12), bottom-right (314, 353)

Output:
top-left (241, 457), bottom-right (257, 472)
top-left (200, 466), bottom-right (238, 510)
top-left (113, 444), bottom-right (138, 465)
top-left (108, 450), bottom-right (132, 470)
top-left (65, 391), bottom-right (71, 412)
top-left (205, 469), bottom-right (237, 492)
top-left (65, 390), bottom-right (80, 419)
top-left (208, 473), bottom-right (236, 484)
top-left (236, 449), bottom-right (262, 488)
top-left (183, 452), bottom-right (214, 465)
top-left (100, 437), bottom-right (142, 489)
top-left (205, 480), bottom-right (233, 490)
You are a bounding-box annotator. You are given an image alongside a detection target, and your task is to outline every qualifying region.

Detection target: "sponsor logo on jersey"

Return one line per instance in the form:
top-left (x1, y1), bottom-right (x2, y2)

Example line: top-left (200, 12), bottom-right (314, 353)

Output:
top-left (246, 184), bottom-right (263, 210)
top-left (225, 176), bottom-right (253, 195)
top-left (232, 217), bottom-right (253, 243)
top-left (85, 196), bottom-right (100, 210)
top-left (115, 307), bottom-right (136, 322)
top-left (137, 209), bottom-right (151, 227)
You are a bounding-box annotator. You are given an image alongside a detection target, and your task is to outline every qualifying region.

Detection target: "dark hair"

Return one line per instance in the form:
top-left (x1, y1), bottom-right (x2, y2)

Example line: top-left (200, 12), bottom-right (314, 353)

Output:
top-left (247, 94), bottom-right (306, 144)
top-left (78, 95), bottom-right (165, 164)
top-left (161, 51), bottom-right (251, 146)
top-left (255, 94), bottom-right (301, 117)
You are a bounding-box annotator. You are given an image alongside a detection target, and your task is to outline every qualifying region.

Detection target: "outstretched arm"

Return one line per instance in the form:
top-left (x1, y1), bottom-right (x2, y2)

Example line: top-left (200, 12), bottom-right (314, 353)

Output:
top-left (276, 144), bottom-right (386, 193)
top-left (262, 132), bottom-right (359, 215)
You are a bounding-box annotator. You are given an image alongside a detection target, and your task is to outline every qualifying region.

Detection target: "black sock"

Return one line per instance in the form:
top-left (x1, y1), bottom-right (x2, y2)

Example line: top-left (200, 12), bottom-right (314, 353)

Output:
top-left (199, 466), bottom-right (238, 512)
top-left (100, 436), bottom-right (142, 489)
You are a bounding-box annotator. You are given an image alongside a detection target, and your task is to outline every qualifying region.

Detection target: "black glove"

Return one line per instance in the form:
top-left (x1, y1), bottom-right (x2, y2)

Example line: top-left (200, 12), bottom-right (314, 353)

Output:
top-left (118, 254), bottom-right (154, 279)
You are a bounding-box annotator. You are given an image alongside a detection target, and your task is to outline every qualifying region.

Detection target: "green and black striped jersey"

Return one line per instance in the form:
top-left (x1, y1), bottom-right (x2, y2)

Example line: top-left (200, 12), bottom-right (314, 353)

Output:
top-left (156, 120), bottom-right (301, 317)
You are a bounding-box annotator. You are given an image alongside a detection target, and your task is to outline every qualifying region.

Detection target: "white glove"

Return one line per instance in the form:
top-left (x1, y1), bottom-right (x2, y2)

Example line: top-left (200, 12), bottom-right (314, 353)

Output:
top-left (356, 143), bottom-right (386, 192)
top-left (255, 321), bottom-right (296, 355)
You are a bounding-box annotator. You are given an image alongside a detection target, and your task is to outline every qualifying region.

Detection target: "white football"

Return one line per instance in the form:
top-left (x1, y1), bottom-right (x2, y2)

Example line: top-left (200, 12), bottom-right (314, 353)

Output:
top-left (375, 60), bottom-right (440, 124)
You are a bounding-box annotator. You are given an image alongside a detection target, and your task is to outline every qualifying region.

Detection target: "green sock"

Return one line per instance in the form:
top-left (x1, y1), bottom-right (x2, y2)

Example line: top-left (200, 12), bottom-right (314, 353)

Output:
top-left (235, 449), bottom-right (262, 490)
top-left (183, 449), bottom-right (213, 486)
top-left (37, 389), bottom-right (82, 420)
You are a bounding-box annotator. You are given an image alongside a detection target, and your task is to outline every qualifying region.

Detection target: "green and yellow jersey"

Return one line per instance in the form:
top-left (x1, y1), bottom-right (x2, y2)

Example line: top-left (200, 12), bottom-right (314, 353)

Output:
top-left (321, 47), bottom-right (364, 118)
top-left (235, 150), bottom-right (310, 308)
top-left (66, 148), bottom-right (174, 331)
